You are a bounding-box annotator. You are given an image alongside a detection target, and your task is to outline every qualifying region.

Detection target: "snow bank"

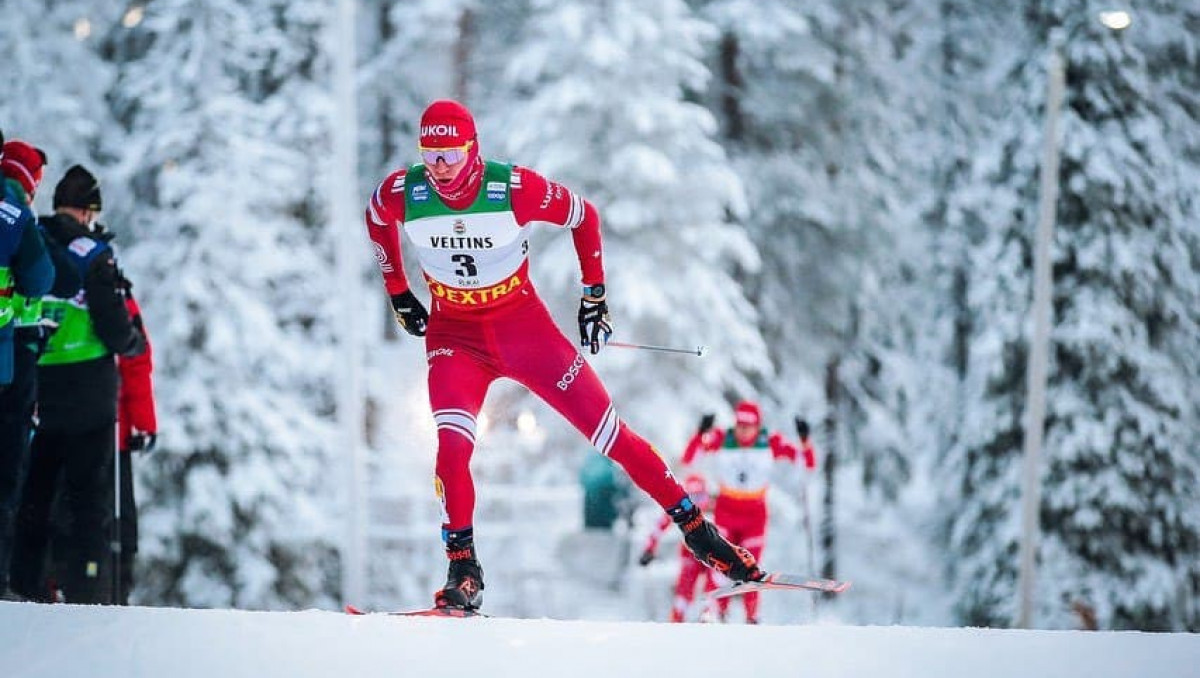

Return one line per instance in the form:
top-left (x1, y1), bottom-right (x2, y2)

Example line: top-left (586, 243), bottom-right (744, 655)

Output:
top-left (1, 601), bottom-right (1197, 678)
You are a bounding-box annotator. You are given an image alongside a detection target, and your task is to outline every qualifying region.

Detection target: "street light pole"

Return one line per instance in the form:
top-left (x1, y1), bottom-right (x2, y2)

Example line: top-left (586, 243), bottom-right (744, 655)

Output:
top-left (1017, 28), bottom-right (1065, 631)
top-left (1016, 9), bottom-right (1131, 628)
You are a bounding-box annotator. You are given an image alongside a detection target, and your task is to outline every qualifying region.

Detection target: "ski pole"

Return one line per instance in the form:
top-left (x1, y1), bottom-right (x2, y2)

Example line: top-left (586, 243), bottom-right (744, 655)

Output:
top-left (606, 341), bottom-right (706, 357)
top-left (112, 426), bottom-right (122, 605)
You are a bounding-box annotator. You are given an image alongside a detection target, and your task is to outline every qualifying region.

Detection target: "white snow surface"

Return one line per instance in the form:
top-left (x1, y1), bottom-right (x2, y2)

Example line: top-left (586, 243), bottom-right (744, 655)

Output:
top-left (2, 601), bottom-right (1197, 678)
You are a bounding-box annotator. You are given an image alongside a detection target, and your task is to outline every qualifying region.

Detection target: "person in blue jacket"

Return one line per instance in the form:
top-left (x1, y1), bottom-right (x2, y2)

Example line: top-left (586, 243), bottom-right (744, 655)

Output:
top-left (0, 134), bottom-right (55, 599)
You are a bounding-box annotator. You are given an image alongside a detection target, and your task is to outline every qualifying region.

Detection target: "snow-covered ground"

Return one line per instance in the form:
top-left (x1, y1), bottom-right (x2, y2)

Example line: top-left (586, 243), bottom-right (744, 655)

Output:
top-left (2, 601), bottom-right (1197, 678)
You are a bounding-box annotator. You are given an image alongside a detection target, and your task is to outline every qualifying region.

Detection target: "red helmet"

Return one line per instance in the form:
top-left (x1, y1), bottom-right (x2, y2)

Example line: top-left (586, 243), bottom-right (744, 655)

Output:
top-left (418, 99), bottom-right (481, 200)
top-left (734, 400), bottom-right (761, 427)
top-left (419, 99), bottom-right (476, 148)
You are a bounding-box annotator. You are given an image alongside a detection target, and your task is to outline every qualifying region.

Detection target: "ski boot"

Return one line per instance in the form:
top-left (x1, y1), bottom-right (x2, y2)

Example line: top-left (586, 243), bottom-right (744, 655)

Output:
top-left (433, 529), bottom-right (484, 611)
top-left (669, 499), bottom-right (765, 583)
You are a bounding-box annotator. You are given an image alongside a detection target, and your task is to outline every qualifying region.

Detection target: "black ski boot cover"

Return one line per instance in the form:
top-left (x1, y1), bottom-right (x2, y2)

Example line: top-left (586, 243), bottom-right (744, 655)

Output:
top-left (434, 529), bottom-right (484, 610)
top-left (669, 499), bottom-right (764, 583)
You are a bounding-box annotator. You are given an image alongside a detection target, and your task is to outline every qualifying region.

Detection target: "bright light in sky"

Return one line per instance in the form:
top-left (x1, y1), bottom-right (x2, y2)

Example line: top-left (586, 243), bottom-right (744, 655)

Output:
top-left (124, 6), bottom-right (146, 28)
top-left (1098, 10), bottom-right (1132, 30)
top-left (73, 17), bottom-right (92, 40)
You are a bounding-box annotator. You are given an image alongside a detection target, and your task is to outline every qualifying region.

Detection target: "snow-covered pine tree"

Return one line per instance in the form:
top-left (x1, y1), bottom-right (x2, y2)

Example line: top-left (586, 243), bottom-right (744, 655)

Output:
top-left (106, 0), bottom-right (340, 609)
top-left (1033, 0), bottom-right (1200, 631)
top-left (923, 0), bottom-right (1033, 626)
top-left (691, 0), bottom-right (845, 404)
top-left (0, 1), bottom-right (124, 197)
top-left (946, 0), bottom-right (1200, 630)
top-left (924, 0), bottom-right (1025, 489)
top-left (496, 0), bottom-right (769, 454)
top-left (695, 0), bottom-right (934, 499)
top-left (696, 0), bottom-right (976, 624)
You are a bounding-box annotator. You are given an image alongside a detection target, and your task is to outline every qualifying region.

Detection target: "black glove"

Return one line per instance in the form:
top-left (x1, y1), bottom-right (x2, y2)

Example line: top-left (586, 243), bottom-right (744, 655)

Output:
top-left (390, 290), bottom-right (428, 337)
top-left (638, 549), bottom-right (655, 567)
top-left (697, 413), bottom-right (716, 435)
top-left (577, 293), bottom-right (613, 355)
top-left (127, 431), bottom-right (157, 453)
top-left (795, 417), bottom-right (810, 441)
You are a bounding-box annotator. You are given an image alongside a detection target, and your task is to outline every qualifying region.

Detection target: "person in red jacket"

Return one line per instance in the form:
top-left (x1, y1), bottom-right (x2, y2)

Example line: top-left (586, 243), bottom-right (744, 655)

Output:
top-left (365, 99), bottom-right (763, 611)
top-left (637, 473), bottom-right (716, 623)
top-left (115, 285), bottom-right (156, 604)
top-left (681, 400), bottom-right (816, 624)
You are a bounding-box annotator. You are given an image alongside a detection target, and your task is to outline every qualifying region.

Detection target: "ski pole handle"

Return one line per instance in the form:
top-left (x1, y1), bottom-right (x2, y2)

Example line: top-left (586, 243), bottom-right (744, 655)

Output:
top-left (607, 341), bottom-right (706, 357)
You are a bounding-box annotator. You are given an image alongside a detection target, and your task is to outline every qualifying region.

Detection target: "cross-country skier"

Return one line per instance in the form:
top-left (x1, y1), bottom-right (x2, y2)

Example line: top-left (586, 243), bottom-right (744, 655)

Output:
top-left (638, 473), bottom-right (717, 622)
top-left (365, 99), bottom-right (764, 612)
top-left (681, 400), bottom-right (816, 623)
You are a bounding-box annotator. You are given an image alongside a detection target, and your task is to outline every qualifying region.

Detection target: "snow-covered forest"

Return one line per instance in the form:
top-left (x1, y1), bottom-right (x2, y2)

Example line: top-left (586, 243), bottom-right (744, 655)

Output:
top-left (2, 0), bottom-right (1197, 631)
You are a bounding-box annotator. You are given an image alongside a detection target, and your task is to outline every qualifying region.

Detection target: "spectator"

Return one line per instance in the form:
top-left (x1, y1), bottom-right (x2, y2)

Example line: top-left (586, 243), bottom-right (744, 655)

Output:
top-left (0, 136), bottom-right (56, 600)
top-left (9, 165), bottom-right (145, 604)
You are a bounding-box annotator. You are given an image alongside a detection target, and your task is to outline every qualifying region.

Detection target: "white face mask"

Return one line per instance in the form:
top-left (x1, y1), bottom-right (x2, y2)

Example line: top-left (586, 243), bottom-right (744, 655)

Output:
top-left (82, 209), bottom-right (101, 229)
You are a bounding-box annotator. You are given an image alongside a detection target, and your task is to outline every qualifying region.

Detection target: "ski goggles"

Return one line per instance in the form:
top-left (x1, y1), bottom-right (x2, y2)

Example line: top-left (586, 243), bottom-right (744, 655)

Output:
top-left (419, 141), bottom-right (473, 166)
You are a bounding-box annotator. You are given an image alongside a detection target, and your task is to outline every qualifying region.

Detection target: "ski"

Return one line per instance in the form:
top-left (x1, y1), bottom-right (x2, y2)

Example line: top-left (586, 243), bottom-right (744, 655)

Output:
top-left (344, 604), bottom-right (487, 618)
top-left (709, 572), bottom-right (851, 599)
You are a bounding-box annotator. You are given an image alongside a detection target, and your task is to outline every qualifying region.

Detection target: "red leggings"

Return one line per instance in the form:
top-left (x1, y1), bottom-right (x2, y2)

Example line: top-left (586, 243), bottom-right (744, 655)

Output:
top-left (425, 292), bottom-right (686, 531)
top-left (705, 497), bottom-right (768, 622)
top-left (669, 545), bottom-right (714, 622)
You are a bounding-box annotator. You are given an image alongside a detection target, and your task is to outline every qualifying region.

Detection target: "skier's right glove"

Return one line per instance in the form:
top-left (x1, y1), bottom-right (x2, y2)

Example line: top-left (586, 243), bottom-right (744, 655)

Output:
top-left (577, 287), bottom-right (613, 355)
top-left (638, 549), bottom-right (656, 567)
top-left (697, 413), bottom-right (716, 435)
top-left (390, 290), bottom-right (428, 337)
top-left (126, 431), bottom-right (157, 453)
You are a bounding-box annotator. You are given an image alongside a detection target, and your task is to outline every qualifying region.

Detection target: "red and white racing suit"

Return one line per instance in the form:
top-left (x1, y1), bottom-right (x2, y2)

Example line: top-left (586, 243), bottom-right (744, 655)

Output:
top-left (681, 427), bottom-right (815, 622)
top-left (366, 160), bottom-right (687, 533)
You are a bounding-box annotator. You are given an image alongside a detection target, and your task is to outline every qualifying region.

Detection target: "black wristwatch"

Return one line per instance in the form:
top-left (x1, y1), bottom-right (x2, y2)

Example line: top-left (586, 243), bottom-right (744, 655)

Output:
top-left (582, 283), bottom-right (606, 299)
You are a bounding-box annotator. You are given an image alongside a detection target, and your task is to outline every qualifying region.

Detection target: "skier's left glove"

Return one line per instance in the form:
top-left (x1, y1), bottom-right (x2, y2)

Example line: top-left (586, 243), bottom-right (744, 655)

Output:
top-left (577, 285), bottom-right (612, 355)
top-left (638, 549), bottom-right (656, 567)
top-left (390, 290), bottom-right (429, 337)
top-left (795, 417), bottom-right (810, 441)
top-left (126, 431), bottom-right (157, 453)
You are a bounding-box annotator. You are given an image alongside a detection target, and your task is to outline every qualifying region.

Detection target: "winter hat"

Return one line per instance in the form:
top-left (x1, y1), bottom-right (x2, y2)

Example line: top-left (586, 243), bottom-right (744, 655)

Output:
top-left (419, 99), bottom-right (477, 149)
top-left (1, 140), bottom-right (48, 198)
top-left (53, 164), bottom-right (103, 211)
top-left (734, 400), bottom-right (762, 427)
top-left (418, 99), bottom-right (483, 200)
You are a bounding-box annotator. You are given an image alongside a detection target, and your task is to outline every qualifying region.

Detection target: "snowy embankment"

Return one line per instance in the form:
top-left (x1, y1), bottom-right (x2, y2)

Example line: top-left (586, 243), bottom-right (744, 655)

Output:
top-left (1, 602), bottom-right (1197, 678)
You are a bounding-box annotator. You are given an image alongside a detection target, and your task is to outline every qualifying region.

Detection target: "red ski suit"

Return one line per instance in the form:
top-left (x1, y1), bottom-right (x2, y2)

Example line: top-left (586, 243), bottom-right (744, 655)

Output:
top-left (366, 162), bottom-right (686, 532)
top-left (642, 489), bottom-right (714, 623)
top-left (681, 427), bottom-right (815, 621)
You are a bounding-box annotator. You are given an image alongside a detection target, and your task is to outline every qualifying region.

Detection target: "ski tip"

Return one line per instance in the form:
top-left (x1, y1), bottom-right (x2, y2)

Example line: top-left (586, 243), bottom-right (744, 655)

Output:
top-left (344, 604), bottom-right (367, 615)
